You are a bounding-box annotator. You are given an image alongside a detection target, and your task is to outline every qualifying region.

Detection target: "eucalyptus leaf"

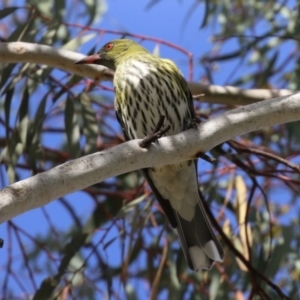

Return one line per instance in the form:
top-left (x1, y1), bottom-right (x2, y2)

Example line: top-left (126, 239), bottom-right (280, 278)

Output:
top-left (65, 97), bottom-right (81, 158)
top-left (0, 7), bottom-right (19, 20)
top-left (80, 93), bottom-right (98, 154)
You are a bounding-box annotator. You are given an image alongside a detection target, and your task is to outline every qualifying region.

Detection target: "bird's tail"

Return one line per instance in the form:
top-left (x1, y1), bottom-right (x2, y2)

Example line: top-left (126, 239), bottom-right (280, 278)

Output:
top-left (175, 196), bottom-right (224, 271)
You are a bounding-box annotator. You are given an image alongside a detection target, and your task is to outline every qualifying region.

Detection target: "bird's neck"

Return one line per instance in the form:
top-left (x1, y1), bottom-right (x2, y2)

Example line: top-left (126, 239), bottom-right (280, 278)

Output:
top-left (114, 57), bottom-right (155, 87)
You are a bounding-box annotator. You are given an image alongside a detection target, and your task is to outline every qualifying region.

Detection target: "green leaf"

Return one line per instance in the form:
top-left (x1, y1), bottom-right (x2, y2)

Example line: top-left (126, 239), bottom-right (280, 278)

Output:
top-left (32, 94), bottom-right (47, 133)
top-left (116, 194), bottom-right (148, 218)
top-left (7, 17), bottom-right (36, 42)
top-left (259, 224), bottom-right (293, 279)
top-left (152, 43), bottom-right (160, 57)
top-left (200, 0), bottom-right (211, 28)
top-left (4, 87), bottom-right (14, 140)
top-left (209, 272), bottom-right (221, 300)
top-left (38, 25), bottom-right (58, 45)
top-left (83, 0), bottom-right (107, 25)
top-left (80, 93), bottom-right (98, 154)
top-left (257, 51), bottom-right (278, 87)
top-left (25, 94), bottom-right (48, 171)
top-left (30, 0), bottom-right (52, 18)
top-left (18, 85), bottom-right (29, 145)
top-left (0, 7), bottom-right (19, 20)
top-left (62, 33), bottom-right (96, 51)
top-left (54, 0), bottom-right (65, 21)
top-left (125, 284), bottom-right (138, 300)
top-left (286, 121), bottom-right (300, 149)
top-left (65, 97), bottom-right (81, 158)
top-left (0, 64), bottom-right (16, 91)
top-left (52, 87), bottom-right (67, 104)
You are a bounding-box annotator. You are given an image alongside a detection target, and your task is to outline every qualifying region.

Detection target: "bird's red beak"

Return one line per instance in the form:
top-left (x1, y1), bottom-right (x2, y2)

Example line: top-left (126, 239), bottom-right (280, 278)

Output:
top-left (75, 54), bottom-right (101, 65)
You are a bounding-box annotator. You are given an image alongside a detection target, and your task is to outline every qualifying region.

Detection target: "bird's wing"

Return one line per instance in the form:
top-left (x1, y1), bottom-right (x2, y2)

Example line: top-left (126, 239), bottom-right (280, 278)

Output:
top-left (115, 108), bottom-right (130, 141)
top-left (179, 74), bottom-right (197, 122)
top-left (139, 169), bottom-right (178, 227)
top-left (115, 106), bottom-right (178, 228)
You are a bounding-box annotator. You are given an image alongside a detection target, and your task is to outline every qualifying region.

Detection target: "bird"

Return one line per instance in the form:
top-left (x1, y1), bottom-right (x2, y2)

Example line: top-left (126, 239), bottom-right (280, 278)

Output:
top-left (75, 39), bottom-right (224, 271)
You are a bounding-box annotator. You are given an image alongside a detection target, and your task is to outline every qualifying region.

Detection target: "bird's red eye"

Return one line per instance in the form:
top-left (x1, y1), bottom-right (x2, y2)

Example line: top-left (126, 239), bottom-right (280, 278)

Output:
top-left (106, 43), bottom-right (114, 51)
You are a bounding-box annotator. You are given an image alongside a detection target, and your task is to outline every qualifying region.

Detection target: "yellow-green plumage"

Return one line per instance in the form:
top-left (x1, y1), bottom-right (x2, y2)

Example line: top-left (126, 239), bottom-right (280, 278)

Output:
top-left (76, 39), bottom-right (224, 271)
top-left (115, 55), bottom-right (192, 140)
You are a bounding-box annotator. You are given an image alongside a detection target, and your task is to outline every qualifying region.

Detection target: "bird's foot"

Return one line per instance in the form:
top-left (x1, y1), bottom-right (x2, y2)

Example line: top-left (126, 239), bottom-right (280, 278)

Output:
top-left (139, 115), bottom-right (170, 148)
top-left (186, 118), bottom-right (201, 130)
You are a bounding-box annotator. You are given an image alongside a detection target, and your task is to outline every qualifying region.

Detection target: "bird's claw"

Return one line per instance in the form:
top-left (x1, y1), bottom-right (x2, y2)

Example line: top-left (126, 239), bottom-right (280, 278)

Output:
top-left (186, 118), bottom-right (201, 130)
top-left (139, 116), bottom-right (170, 148)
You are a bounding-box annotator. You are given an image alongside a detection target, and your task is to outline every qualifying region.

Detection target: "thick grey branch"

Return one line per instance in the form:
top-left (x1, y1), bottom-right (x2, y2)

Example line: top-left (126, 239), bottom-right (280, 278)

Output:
top-left (189, 82), bottom-right (294, 105)
top-left (0, 92), bottom-right (300, 223)
top-left (0, 41), bottom-right (112, 81)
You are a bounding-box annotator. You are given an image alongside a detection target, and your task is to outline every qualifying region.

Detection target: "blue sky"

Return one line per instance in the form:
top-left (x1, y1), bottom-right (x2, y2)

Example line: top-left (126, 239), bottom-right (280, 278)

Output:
top-left (1, 0), bottom-right (299, 298)
top-left (95, 0), bottom-right (214, 80)
top-left (1, 2), bottom-right (218, 297)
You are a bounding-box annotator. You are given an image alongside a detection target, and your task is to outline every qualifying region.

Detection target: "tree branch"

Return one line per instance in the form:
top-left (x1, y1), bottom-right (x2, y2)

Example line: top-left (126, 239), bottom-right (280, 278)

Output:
top-left (0, 41), bottom-right (113, 81)
top-left (189, 82), bottom-right (294, 105)
top-left (0, 42), bottom-right (295, 105)
top-left (0, 92), bottom-right (300, 223)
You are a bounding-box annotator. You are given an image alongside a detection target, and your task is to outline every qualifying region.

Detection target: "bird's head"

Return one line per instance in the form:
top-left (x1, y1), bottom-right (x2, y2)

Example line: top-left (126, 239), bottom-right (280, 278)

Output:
top-left (75, 39), bottom-right (148, 70)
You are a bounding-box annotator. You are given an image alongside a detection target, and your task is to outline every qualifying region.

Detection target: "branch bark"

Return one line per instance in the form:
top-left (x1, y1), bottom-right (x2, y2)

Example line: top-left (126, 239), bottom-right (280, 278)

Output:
top-left (0, 41), bottom-right (113, 81)
top-left (189, 82), bottom-right (294, 105)
top-left (0, 42), bottom-right (295, 105)
top-left (0, 92), bottom-right (300, 223)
